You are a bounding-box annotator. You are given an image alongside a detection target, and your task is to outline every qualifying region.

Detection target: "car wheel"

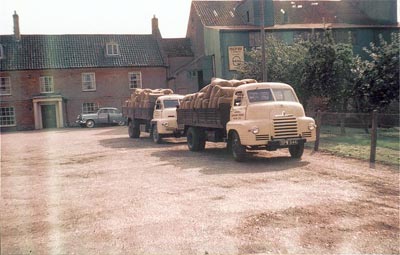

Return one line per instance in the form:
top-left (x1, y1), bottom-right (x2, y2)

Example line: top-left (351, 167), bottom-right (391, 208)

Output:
top-left (86, 120), bottom-right (95, 128)
top-left (289, 143), bottom-right (304, 159)
top-left (231, 131), bottom-right (246, 162)
top-left (152, 124), bottom-right (163, 144)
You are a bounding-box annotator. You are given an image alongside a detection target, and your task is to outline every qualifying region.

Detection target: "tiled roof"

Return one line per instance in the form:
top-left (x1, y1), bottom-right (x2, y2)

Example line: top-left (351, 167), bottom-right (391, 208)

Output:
top-left (273, 1), bottom-right (375, 25)
top-left (0, 34), bottom-right (165, 71)
top-left (162, 38), bottom-right (194, 57)
top-left (192, 1), bottom-right (245, 26)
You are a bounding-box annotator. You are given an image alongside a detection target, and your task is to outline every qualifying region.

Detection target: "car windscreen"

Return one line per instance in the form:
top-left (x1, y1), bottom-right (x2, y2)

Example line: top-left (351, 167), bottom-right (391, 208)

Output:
top-left (163, 99), bottom-right (180, 108)
top-left (272, 89), bottom-right (298, 102)
top-left (247, 89), bottom-right (273, 103)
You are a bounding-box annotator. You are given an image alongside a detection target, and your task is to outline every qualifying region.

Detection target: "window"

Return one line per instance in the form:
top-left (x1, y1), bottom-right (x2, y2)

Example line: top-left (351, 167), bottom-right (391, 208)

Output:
top-left (82, 102), bottom-right (98, 114)
top-left (0, 77), bottom-right (11, 95)
top-left (82, 73), bottom-right (96, 91)
top-left (0, 107), bottom-right (15, 126)
top-left (40, 76), bottom-right (54, 93)
top-left (106, 43), bottom-right (119, 56)
top-left (247, 89), bottom-right (273, 103)
top-left (272, 89), bottom-right (298, 102)
top-left (0, 44), bottom-right (4, 59)
top-left (128, 72), bottom-right (142, 89)
top-left (163, 99), bottom-right (180, 109)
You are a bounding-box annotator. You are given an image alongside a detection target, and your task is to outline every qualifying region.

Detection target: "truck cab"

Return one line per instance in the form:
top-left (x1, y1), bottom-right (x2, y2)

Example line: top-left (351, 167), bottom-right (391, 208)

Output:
top-left (227, 82), bottom-right (316, 160)
top-left (151, 94), bottom-right (184, 143)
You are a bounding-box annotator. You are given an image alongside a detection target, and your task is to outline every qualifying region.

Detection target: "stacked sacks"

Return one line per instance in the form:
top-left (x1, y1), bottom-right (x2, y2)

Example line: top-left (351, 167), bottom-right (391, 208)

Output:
top-left (125, 88), bottom-right (173, 108)
top-left (179, 78), bottom-right (257, 109)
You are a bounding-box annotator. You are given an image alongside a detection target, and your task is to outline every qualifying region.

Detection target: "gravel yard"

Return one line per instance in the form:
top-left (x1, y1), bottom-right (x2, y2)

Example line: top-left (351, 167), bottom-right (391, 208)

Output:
top-left (1, 126), bottom-right (399, 254)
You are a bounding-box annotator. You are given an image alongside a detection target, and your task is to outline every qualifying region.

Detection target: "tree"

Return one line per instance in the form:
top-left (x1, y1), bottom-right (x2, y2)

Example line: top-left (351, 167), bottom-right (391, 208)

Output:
top-left (353, 33), bottom-right (400, 112)
top-left (300, 31), bottom-right (356, 112)
top-left (237, 36), bottom-right (307, 98)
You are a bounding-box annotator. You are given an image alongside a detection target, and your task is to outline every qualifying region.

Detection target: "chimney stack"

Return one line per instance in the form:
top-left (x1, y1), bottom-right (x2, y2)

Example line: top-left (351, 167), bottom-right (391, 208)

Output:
top-left (13, 11), bottom-right (21, 41)
top-left (152, 15), bottom-right (161, 38)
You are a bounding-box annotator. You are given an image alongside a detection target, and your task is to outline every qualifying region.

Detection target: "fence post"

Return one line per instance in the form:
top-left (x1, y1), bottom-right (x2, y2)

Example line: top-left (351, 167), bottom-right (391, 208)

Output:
top-left (314, 110), bottom-right (322, 151)
top-left (370, 110), bottom-right (378, 163)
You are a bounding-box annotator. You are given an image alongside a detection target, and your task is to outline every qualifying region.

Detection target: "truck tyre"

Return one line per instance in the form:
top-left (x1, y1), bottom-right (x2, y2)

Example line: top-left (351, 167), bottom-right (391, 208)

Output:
top-left (86, 120), bottom-right (95, 128)
top-left (289, 143), bottom-right (304, 159)
top-left (187, 127), bottom-right (206, 151)
top-left (231, 131), bottom-right (246, 162)
top-left (128, 120), bottom-right (140, 138)
top-left (152, 124), bottom-right (163, 144)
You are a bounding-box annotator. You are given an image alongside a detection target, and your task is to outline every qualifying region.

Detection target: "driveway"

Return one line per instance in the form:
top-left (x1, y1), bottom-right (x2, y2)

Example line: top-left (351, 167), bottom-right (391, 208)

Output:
top-left (1, 127), bottom-right (399, 254)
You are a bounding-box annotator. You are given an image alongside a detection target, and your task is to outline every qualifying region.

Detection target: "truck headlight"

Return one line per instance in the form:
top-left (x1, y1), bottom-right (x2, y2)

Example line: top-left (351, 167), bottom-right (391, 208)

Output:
top-left (250, 127), bottom-right (259, 134)
top-left (162, 122), bottom-right (169, 127)
top-left (308, 123), bottom-right (316, 131)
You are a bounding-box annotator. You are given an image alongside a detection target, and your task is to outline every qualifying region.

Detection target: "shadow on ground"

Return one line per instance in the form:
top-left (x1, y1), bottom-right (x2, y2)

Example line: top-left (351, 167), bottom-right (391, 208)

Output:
top-left (151, 146), bottom-right (310, 175)
top-left (99, 134), bottom-right (186, 149)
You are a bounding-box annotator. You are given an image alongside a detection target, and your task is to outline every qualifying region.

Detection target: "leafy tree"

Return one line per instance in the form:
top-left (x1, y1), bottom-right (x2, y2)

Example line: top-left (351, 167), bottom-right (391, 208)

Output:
top-left (237, 36), bottom-right (307, 98)
top-left (352, 33), bottom-right (400, 112)
top-left (300, 31), bottom-right (356, 111)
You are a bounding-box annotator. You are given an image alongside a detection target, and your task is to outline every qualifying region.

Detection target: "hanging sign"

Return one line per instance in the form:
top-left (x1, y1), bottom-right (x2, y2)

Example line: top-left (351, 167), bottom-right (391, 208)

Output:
top-left (228, 46), bottom-right (244, 71)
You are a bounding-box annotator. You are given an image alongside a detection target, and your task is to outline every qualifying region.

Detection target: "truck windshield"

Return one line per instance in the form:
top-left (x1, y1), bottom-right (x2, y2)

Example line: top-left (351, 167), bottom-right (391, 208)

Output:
top-left (163, 99), bottom-right (180, 108)
top-left (272, 89), bottom-right (298, 102)
top-left (247, 89), bottom-right (273, 103)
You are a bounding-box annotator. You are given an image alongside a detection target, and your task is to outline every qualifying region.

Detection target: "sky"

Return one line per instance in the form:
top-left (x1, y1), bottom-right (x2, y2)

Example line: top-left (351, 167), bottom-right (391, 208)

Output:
top-left (1, 0), bottom-right (399, 38)
top-left (0, 0), bottom-right (193, 38)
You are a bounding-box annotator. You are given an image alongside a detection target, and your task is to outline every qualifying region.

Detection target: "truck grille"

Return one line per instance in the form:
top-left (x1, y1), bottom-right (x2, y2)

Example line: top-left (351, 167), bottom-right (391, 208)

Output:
top-left (273, 116), bottom-right (298, 138)
top-left (302, 131), bottom-right (312, 138)
top-left (256, 134), bottom-right (269, 141)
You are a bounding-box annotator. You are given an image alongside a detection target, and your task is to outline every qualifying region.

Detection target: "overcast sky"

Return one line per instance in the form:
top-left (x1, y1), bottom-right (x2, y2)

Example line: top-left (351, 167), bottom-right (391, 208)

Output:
top-left (0, 0), bottom-right (193, 38)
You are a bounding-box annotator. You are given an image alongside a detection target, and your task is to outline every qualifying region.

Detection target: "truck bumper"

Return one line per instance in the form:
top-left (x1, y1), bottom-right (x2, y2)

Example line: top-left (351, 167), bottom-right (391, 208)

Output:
top-left (266, 138), bottom-right (306, 151)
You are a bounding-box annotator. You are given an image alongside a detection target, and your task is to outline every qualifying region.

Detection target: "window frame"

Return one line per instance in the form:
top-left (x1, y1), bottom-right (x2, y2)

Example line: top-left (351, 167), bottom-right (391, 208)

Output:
top-left (40, 76), bottom-right (54, 93)
top-left (82, 102), bottom-right (99, 114)
top-left (128, 72), bottom-right (142, 89)
top-left (0, 77), bottom-right (11, 96)
top-left (0, 44), bottom-right (4, 60)
top-left (106, 43), bottom-right (120, 56)
top-left (0, 106), bottom-right (16, 127)
top-left (82, 73), bottom-right (96, 91)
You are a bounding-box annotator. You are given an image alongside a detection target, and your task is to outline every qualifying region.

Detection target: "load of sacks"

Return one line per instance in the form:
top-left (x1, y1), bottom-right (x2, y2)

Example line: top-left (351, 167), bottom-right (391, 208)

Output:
top-left (125, 88), bottom-right (174, 108)
top-left (179, 78), bottom-right (257, 109)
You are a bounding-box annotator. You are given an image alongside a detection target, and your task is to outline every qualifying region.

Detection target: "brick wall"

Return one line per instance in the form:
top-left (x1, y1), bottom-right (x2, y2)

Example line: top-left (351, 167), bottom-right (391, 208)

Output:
top-left (1, 66), bottom-right (167, 130)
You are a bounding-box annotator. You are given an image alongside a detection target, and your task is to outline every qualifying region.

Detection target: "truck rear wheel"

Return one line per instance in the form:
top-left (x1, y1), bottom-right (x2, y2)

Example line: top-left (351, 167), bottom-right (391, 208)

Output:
top-left (128, 120), bottom-right (140, 138)
top-left (231, 131), bottom-right (246, 162)
top-left (187, 127), bottom-right (206, 151)
top-left (289, 143), bottom-right (304, 159)
top-left (152, 124), bottom-right (163, 144)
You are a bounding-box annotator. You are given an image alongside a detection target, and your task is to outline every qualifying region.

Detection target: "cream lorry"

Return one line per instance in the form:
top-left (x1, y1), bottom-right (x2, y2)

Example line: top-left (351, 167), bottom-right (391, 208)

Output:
top-left (122, 89), bottom-right (184, 143)
top-left (177, 82), bottom-right (317, 161)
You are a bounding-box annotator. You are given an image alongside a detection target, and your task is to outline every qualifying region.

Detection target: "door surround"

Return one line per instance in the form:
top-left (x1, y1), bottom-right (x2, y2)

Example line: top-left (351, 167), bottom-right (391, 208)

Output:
top-left (32, 95), bottom-right (64, 129)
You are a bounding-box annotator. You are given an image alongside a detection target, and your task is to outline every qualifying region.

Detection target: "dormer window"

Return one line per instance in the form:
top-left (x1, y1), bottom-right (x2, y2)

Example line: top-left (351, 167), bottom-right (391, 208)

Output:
top-left (106, 43), bottom-right (119, 56)
top-left (0, 44), bottom-right (4, 60)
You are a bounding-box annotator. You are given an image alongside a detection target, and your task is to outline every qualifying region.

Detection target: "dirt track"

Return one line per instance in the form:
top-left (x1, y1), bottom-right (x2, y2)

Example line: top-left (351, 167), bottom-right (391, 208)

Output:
top-left (1, 126), bottom-right (399, 254)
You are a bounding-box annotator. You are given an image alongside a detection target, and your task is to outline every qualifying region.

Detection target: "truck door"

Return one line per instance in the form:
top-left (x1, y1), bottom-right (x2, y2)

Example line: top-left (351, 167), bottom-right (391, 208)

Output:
top-left (231, 90), bottom-right (246, 120)
top-left (153, 100), bottom-right (162, 119)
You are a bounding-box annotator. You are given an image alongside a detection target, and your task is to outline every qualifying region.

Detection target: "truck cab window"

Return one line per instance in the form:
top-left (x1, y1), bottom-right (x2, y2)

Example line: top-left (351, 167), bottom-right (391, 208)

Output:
top-left (272, 89), bottom-right (298, 102)
top-left (233, 91), bottom-right (243, 106)
top-left (163, 99), bottom-right (180, 109)
top-left (155, 101), bottom-right (162, 110)
top-left (247, 89), bottom-right (273, 103)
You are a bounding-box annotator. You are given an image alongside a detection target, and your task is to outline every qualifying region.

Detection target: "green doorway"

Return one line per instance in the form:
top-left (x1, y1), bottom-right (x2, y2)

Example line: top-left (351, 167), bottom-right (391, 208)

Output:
top-left (41, 105), bottom-right (57, 128)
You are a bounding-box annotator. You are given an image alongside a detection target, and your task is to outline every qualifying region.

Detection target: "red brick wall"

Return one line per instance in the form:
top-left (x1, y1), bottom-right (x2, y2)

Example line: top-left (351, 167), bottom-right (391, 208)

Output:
top-left (1, 67), bottom-right (167, 130)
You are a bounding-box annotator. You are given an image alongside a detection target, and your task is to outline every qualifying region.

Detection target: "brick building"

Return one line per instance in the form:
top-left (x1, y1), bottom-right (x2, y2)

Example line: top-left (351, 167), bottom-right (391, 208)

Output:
top-left (0, 14), bottom-right (195, 131)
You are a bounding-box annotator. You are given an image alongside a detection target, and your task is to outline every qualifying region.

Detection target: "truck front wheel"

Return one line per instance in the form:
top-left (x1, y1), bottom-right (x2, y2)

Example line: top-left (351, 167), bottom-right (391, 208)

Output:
top-left (152, 124), bottom-right (163, 144)
top-left (289, 143), bottom-right (304, 159)
top-left (231, 131), bottom-right (246, 162)
top-left (187, 127), bottom-right (206, 151)
top-left (128, 120), bottom-right (140, 138)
